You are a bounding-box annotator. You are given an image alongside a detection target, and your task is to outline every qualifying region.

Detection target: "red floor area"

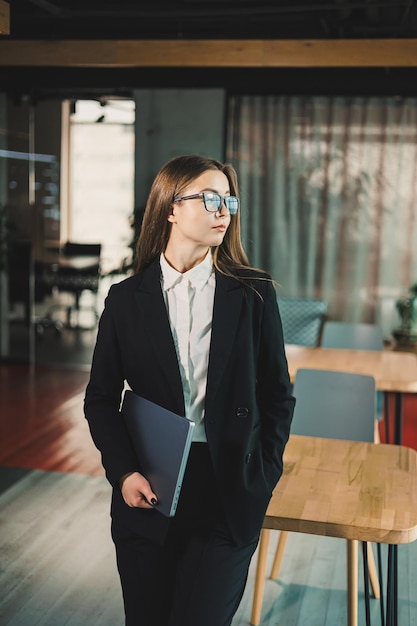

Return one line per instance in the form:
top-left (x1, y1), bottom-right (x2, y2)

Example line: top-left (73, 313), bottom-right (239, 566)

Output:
top-left (379, 393), bottom-right (417, 450)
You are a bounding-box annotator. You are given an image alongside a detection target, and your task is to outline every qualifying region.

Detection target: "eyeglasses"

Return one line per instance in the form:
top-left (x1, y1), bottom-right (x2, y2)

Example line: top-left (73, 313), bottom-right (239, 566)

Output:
top-left (173, 192), bottom-right (240, 215)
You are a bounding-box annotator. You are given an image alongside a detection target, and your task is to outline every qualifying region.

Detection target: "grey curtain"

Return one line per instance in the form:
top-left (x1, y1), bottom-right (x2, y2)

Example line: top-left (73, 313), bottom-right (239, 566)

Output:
top-left (226, 95), bottom-right (417, 334)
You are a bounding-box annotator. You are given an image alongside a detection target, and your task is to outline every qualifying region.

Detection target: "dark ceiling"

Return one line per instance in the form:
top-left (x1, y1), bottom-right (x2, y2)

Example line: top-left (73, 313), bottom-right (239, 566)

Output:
top-left (6, 0), bottom-right (417, 40)
top-left (3, 1), bottom-right (417, 98)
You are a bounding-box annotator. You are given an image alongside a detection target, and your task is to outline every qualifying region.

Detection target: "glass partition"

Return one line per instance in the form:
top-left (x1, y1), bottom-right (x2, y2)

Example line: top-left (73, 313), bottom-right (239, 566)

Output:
top-left (0, 94), bottom-right (33, 362)
top-left (0, 95), bottom-right (60, 363)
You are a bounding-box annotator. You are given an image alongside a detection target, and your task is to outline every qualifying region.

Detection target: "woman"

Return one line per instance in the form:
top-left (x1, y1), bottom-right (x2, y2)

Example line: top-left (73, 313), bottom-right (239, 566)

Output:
top-left (84, 154), bottom-right (295, 626)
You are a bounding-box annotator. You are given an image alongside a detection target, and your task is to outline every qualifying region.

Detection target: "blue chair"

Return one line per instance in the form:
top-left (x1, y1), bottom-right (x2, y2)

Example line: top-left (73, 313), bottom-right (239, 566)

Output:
top-left (321, 321), bottom-right (384, 351)
top-left (321, 321), bottom-right (385, 427)
top-left (290, 368), bottom-right (376, 439)
top-left (251, 368), bottom-right (380, 626)
top-left (278, 297), bottom-right (327, 347)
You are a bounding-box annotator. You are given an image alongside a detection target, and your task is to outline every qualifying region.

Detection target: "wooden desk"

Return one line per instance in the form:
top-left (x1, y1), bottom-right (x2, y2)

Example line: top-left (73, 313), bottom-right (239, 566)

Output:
top-left (254, 436), bottom-right (417, 626)
top-left (285, 344), bottom-right (417, 444)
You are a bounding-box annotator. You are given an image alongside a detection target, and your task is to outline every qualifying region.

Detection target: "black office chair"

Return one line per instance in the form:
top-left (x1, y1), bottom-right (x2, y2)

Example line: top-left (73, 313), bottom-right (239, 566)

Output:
top-left (36, 241), bottom-right (102, 333)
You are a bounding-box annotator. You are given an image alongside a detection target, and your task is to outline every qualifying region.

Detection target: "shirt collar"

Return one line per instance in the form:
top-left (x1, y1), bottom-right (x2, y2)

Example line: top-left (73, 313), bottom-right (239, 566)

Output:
top-left (160, 251), bottom-right (213, 292)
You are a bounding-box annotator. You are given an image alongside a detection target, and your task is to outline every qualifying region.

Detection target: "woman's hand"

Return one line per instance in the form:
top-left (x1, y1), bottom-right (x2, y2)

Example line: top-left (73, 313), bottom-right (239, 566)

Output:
top-left (121, 471), bottom-right (158, 509)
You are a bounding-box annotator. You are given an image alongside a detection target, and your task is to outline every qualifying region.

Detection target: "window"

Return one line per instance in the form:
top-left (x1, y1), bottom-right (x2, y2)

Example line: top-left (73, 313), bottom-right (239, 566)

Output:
top-left (68, 98), bottom-right (135, 274)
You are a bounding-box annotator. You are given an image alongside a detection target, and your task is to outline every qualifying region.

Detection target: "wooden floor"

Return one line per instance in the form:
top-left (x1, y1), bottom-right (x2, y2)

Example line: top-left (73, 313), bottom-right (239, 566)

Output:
top-left (0, 362), bottom-right (103, 476)
top-left (1, 356), bottom-right (417, 625)
top-left (1, 466), bottom-right (416, 626)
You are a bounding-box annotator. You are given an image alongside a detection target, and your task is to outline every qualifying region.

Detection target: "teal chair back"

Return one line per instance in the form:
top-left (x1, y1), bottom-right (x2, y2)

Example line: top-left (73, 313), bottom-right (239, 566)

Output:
top-left (320, 321), bottom-right (384, 421)
top-left (321, 321), bottom-right (384, 351)
top-left (291, 368), bottom-right (376, 442)
top-left (278, 297), bottom-right (327, 347)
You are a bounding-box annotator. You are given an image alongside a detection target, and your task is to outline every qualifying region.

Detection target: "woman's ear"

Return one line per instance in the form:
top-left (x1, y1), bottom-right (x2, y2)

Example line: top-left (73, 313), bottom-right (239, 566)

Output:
top-left (167, 203), bottom-right (176, 223)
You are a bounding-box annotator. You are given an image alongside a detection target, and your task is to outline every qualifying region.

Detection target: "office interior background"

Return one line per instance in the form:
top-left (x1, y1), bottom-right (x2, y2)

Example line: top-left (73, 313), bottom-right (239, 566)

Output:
top-left (1, 2), bottom-right (417, 366)
top-left (2, 3), bottom-right (417, 366)
top-left (1, 3), bottom-right (417, 625)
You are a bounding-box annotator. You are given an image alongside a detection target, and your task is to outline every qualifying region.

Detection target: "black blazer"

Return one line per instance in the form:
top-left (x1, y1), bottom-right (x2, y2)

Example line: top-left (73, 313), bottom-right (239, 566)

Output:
top-left (84, 259), bottom-right (295, 546)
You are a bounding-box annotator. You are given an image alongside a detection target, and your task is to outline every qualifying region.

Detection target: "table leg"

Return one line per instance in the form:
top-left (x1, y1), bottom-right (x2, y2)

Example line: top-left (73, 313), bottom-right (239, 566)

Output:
top-left (394, 546), bottom-right (398, 624)
top-left (383, 392), bottom-right (390, 444)
top-left (362, 542), bottom-right (371, 626)
top-left (394, 393), bottom-right (403, 445)
top-left (377, 543), bottom-right (385, 626)
top-left (270, 530), bottom-right (289, 579)
top-left (386, 545), bottom-right (398, 626)
top-left (347, 539), bottom-right (358, 626)
top-left (250, 528), bottom-right (271, 626)
top-left (367, 542), bottom-right (380, 599)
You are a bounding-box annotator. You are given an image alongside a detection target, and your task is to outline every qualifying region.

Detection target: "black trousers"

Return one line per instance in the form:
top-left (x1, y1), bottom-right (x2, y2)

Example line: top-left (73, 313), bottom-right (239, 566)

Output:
top-left (111, 443), bottom-right (259, 626)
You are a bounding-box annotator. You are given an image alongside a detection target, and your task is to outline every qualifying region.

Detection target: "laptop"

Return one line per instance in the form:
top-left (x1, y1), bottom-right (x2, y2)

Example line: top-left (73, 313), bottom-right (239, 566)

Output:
top-left (120, 390), bottom-right (195, 517)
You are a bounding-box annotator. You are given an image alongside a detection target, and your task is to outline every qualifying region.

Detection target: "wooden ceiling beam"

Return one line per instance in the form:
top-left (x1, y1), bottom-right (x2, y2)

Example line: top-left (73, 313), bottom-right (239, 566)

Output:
top-left (0, 38), bottom-right (417, 67)
top-left (0, 0), bottom-right (10, 36)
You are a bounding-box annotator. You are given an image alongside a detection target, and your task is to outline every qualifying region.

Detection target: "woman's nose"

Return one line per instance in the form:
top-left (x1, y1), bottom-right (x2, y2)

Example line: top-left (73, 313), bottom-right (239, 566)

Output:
top-left (216, 199), bottom-right (229, 216)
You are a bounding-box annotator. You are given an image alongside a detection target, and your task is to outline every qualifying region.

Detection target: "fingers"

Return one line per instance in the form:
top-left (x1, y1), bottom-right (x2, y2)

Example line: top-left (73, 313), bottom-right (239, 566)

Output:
top-left (121, 471), bottom-right (158, 509)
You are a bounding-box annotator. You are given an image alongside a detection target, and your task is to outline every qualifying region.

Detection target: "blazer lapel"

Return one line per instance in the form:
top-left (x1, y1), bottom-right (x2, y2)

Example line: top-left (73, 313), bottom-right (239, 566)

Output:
top-left (205, 271), bottom-right (244, 410)
top-left (132, 262), bottom-right (244, 416)
top-left (134, 260), bottom-right (184, 413)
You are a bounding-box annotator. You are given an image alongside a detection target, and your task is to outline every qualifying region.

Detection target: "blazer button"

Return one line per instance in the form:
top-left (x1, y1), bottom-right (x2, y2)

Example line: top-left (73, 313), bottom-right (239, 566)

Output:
top-left (245, 453), bottom-right (252, 464)
top-left (236, 407), bottom-right (249, 419)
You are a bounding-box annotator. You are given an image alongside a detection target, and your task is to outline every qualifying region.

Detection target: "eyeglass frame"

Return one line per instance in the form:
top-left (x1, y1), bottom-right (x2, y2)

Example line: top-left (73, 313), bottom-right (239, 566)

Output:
top-left (172, 191), bottom-right (240, 215)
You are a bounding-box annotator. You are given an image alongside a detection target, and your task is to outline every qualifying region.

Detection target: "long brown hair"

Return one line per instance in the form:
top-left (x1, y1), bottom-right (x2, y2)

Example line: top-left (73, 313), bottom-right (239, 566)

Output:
top-left (134, 154), bottom-right (252, 276)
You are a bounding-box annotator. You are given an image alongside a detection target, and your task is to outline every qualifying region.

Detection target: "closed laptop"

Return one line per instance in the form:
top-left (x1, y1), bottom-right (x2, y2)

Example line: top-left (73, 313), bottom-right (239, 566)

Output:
top-left (121, 390), bottom-right (195, 517)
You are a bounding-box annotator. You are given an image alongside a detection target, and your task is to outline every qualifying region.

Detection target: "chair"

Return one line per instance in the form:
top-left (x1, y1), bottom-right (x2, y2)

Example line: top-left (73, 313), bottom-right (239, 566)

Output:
top-left (278, 296), bottom-right (327, 346)
top-left (251, 368), bottom-right (380, 626)
top-left (321, 321), bottom-right (384, 351)
top-left (36, 241), bottom-right (102, 332)
top-left (321, 320), bottom-right (385, 435)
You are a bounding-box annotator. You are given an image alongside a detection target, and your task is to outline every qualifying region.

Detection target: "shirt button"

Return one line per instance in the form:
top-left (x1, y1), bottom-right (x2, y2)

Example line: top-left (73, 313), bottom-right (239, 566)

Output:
top-left (236, 407), bottom-right (249, 419)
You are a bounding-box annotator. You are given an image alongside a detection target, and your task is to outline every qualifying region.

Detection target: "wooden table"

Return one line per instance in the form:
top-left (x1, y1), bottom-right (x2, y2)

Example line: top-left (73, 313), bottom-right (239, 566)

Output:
top-left (253, 435), bottom-right (417, 626)
top-left (285, 344), bottom-right (417, 444)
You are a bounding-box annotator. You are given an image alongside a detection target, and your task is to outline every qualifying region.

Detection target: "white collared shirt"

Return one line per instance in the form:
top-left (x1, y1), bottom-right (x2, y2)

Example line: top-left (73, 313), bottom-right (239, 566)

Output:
top-left (160, 252), bottom-right (215, 442)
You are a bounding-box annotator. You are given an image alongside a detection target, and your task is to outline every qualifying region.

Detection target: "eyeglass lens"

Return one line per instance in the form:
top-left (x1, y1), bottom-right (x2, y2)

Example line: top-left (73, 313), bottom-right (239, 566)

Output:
top-left (203, 192), bottom-right (239, 215)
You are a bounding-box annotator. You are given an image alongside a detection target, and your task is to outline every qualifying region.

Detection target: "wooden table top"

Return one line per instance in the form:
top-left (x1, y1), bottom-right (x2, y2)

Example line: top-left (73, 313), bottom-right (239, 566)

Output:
top-left (285, 343), bottom-right (417, 393)
top-left (265, 435), bottom-right (417, 545)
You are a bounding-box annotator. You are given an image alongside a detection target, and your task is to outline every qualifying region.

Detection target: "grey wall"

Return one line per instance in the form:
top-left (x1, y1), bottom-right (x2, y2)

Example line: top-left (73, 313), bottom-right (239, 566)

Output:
top-left (133, 88), bottom-right (226, 209)
top-left (0, 94), bottom-right (8, 356)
